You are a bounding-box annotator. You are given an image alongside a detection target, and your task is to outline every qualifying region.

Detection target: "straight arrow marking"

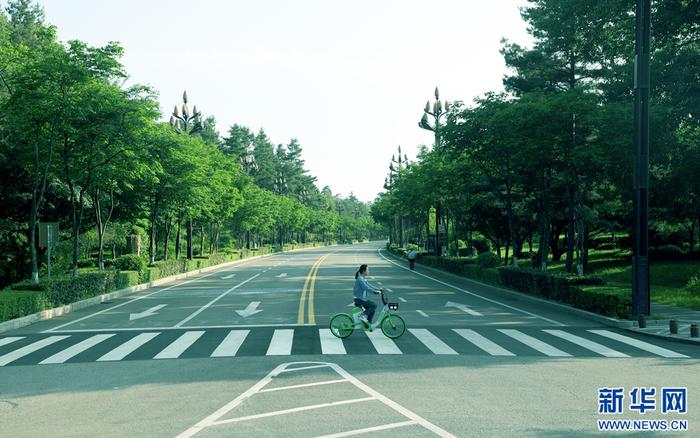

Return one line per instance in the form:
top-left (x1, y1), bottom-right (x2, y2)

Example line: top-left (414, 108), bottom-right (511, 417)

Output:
top-left (275, 273), bottom-right (288, 278)
top-left (445, 301), bottom-right (482, 316)
top-left (236, 301), bottom-right (263, 318)
top-left (222, 274), bottom-right (236, 279)
top-left (129, 304), bottom-right (167, 321)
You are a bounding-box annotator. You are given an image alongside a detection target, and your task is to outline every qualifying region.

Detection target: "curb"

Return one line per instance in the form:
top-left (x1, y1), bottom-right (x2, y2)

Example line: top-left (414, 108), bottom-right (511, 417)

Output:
top-left (0, 244), bottom-right (332, 334)
top-left (381, 249), bottom-right (634, 329)
top-left (623, 327), bottom-right (700, 346)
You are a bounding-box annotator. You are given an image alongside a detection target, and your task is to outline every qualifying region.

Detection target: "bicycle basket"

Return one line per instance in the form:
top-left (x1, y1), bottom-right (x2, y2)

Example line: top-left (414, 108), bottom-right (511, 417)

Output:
top-left (388, 303), bottom-right (399, 311)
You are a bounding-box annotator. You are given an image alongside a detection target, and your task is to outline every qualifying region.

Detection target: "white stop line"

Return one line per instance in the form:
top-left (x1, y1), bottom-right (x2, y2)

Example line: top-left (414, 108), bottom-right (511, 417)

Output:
top-left (176, 361), bottom-right (457, 438)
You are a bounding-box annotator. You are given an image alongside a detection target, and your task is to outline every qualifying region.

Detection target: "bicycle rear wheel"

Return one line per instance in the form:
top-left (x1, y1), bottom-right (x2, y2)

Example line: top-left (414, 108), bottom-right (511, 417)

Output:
top-left (329, 314), bottom-right (355, 338)
top-left (380, 314), bottom-right (406, 339)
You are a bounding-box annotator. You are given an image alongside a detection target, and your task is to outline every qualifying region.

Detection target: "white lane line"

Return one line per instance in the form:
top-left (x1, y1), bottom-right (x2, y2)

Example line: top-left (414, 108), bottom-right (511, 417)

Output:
top-left (211, 397), bottom-right (375, 425)
top-left (258, 379), bottom-right (348, 393)
top-left (316, 420), bottom-right (418, 438)
top-left (174, 274), bottom-right (261, 327)
top-left (266, 329), bottom-right (294, 355)
top-left (176, 361), bottom-right (457, 438)
top-left (378, 249), bottom-right (565, 326)
top-left (154, 331), bottom-right (205, 359)
top-left (589, 330), bottom-right (689, 358)
top-left (416, 310), bottom-right (429, 318)
top-left (0, 337), bottom-right (24, 347)
top-left (398, 297), bottom-right (407, 303)
top-left (0, 336), bottom-right (70, 366)
top-left (44, 261), bottom-right (260, 332)
top-left (365, 331), bottom-right (402, 354)
top-left (39, 334), bottom-right (115, 364)
top-left (50, 323), bottom-right (306, 333)
top-left (221, 273), bottom-right (236, 279)
top-left (453, 329), bottom-right (514, 356)
top-left (97, 332), bottom-right (160, 361)
top-left (210, 330), bottom-right (249, 357)
top-left (319, 329), bottom-right (346, 354)
top-left (543, 330), bottom-right (629, 358)
top-left (409, 329), bottom-right (457, 355)
top-left (445, 301), bottom-right (483, 316)
top-left (499, 329), bottom-right (571, 357)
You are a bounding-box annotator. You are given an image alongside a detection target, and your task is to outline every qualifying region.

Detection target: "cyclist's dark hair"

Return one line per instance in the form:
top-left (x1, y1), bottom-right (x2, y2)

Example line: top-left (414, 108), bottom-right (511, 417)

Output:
top-left (355, 264), bottom-right (368, 279)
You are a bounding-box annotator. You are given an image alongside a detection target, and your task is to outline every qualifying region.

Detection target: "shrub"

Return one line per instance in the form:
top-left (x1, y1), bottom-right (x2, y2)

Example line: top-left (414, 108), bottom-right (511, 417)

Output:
top-left (564, 276), bottom-right (607, 286)
top-left (77, 258), bottom-right (96, 268)
top-left (476, 252), bottom-right (500, 269)
top-left (9, 279), bottom-right (49, 291)
top-left (458, 247), bottom-right (474, 257)
top-left (0, 290), bottom-right (51, 321)
top-left (687, 274), bottom-right (700, 294)
top-left (498, 267), bottom-right (631, 318)
top-left (407, 243), bottom-right (420, 252)
top-left (114, 254), bottom-right (146, 272)
top-left (117, 271), bottom-right (140, 289)
top-left (480, 268), bottom-right (501, 285)
top-left (471, 239), bottom-right (490, 254)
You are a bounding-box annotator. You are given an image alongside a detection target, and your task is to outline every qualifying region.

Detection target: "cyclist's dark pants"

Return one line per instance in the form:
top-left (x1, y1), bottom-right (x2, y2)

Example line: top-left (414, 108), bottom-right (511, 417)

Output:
top-left (354, 298), bottom-right (377, 323)
top-left (409, 259), bottom-right (415, 270)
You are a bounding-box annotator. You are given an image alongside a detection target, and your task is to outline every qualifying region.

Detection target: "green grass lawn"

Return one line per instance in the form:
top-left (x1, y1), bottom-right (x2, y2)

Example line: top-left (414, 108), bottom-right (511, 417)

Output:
top-left (491, 247), bottom-right (700, 311)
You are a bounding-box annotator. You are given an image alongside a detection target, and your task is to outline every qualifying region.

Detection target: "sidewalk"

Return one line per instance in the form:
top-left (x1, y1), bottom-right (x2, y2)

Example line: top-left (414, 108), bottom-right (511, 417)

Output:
top-left (627, 303), bottom-right (700, 345)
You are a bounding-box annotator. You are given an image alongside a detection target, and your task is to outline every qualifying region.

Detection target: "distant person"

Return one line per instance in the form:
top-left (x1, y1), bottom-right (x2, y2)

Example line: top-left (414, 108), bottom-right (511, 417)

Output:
top-left (407, 248), bottom-right (417, 270)
top-left (353, 264), bottom-right (383, 329)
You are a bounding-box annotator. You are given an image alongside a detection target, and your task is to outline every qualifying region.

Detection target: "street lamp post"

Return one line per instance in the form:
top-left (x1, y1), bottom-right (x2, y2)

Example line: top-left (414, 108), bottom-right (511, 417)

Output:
top-left (274, 174), bottom-right (288, 248)
top-left (419, 87), bottom-right (449, 256)
top-left (632, 0), bottom-right (651, 317)
top-left (238, 150), bottom-right (258, 250)
top-left (170, 90), bottom-right (206, 261)
top-left (298, 188), bottom-right (309, 243)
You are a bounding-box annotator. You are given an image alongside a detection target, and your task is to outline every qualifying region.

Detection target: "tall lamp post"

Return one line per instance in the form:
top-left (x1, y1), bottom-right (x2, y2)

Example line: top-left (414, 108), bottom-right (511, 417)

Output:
top-left (384, 146), bottom-right (409, 247)
top-left (632, 0), bottom-right (651, 317)
top-left (418, 86), bottom-right (449, 256)
top-left (274, 174), bottom-right (288, 247)
top-left (298, 188), bottom-right (309, 243)
top-left (238, 150), bottom-right (258, 250)
top-left (170, 90), bottom-right (206, 260)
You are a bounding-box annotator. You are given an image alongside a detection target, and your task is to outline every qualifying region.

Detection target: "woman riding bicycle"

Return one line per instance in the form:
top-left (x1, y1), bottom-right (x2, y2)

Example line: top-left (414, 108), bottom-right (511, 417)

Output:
top-left (353, 264), bottom-right (383, 328)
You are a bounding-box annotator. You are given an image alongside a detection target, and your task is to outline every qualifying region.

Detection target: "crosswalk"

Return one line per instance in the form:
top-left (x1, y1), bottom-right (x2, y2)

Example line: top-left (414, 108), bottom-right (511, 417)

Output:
top-left (0, 327), bottom-right (693, 366)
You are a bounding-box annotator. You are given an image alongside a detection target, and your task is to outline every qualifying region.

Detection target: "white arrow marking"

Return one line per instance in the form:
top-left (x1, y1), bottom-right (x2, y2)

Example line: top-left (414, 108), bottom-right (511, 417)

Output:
top-left (129, 304), bottom-right (167, 321)
top-left (236, 301), bottom-right (263, 318)
top-left (445, 301), bottom-right (482, 316)
top-left (398, 297), bottom-right (407, 303)
top-left (222, 274), bottom-right (236, 279)
top-left (347, 302), bottom-right (356, 307)
top-left (416, 310), bottom-right (429, 317)
top-left (275, 273), bottom-right (288, 278)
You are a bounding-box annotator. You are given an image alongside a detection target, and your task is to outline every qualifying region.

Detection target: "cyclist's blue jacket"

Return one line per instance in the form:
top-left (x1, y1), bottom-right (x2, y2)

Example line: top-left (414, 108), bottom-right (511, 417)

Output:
top-left (353, 275), bottom-right (380, 301)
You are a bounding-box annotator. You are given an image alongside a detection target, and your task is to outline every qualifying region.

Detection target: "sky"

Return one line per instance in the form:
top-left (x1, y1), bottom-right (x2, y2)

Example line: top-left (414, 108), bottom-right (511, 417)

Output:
top-left (34, 0), bottom-right (533, 202)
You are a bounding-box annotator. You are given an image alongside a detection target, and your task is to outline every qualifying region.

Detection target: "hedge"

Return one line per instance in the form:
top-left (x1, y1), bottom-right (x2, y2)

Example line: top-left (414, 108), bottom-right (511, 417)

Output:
top-left (385, 243), bottom-right (629, 318)
top-left (497, 267), bottom-right (630, 318)
top-left (2, 242), bottom-right (325, 323)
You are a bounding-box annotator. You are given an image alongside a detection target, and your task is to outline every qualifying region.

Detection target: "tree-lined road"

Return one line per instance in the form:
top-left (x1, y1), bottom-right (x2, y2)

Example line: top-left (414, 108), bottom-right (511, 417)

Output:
top-left (1, 242), bottom-right (698, 437)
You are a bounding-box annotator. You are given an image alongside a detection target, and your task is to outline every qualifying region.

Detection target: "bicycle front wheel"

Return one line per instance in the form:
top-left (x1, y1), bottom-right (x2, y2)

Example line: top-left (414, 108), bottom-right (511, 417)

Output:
top-left (380, 314), bottom-right (406, 339)
top-left (329, 313), bottom-right (355, 338)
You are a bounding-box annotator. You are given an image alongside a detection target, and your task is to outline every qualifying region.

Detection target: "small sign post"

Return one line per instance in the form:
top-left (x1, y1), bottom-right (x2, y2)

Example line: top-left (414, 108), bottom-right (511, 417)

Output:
top-left (39, 222), bottom-right (59, 279)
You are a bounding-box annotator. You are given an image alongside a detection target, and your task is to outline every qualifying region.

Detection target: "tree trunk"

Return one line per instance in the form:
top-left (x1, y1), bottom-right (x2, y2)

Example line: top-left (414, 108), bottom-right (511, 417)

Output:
top-left (187, 219), bottom-right (193, 260)
top-left (175, 211), bottom-right (183, 259)
top-left (93, 187), bottom-right (115, 271)
top-left (689, 220), bottom-right (696, 254)
top-left (163, 215), bottom-right (172, 260)
top-left (148, 194), bottom-right (157, 266)
top-left (200, 223), bottom-right (205, 256)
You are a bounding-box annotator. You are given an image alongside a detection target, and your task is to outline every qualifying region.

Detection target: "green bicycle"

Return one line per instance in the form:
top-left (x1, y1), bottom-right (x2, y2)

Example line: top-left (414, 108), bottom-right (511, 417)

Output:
top-left (329, 290), bottom-right (406, 339)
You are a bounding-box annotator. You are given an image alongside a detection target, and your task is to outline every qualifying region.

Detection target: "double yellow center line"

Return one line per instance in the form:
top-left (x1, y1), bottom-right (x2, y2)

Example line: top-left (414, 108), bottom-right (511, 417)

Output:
top-left (298, 253), bottom-right (331, 325)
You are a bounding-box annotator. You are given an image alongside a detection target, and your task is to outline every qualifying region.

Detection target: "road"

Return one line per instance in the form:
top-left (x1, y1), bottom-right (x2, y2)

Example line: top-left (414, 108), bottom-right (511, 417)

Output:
top-left (1, 242), bottom-right (698, 437)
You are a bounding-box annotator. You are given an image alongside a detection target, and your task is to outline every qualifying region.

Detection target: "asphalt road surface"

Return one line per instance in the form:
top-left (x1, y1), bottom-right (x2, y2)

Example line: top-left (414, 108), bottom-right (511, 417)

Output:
top-left (1, 242), bottom-right (698, 437)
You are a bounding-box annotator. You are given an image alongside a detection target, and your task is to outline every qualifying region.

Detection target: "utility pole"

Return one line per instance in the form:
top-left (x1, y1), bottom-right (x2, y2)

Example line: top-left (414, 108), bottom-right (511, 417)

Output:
top-left (632, 0), bottom-right (651, 317)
